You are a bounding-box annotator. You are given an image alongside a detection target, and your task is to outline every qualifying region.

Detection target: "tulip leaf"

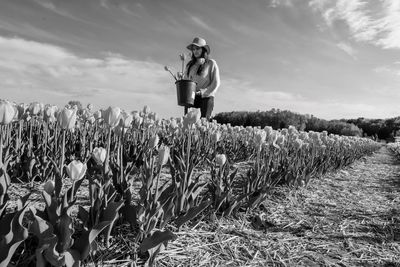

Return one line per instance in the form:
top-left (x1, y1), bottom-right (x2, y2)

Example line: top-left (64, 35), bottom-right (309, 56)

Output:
top-left (175, 200), bottom-right (211, 228)
top-left (102, 200), bottom-right (124, 247)
top-left (139, 229), bottom-right (177, 253)
top-left (55, 211), bottom-right (74, 253)
top-left (29, 209), bottom-right (55, 246)
top-left (64, 249), bottom-right (81, 267)
top-left (0, 207), bottom-right (29, 267)
top-left (77, 206), bottom-right (89, 225)
top-left (43, 235), bottom-right (64, 267)
top-left (72, 220), bottom-right (110, 260)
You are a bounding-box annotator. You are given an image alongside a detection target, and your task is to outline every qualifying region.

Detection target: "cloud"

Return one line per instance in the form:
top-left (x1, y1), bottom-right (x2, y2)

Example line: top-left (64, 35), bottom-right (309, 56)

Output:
top-left (309, 0), bottom-right (400, 49)
top-left (99, 0), bottom-right (110, 9)
top-left (0, 36), bottom-right (180, 116)
top-left (336, 42), bottom-right (357, 58)
top-left (183, 11), bottom-right (221, 36)
top-left (269, 0), bottom-right (294, 8)
top-left (33, 0), bottom-right (95, 25)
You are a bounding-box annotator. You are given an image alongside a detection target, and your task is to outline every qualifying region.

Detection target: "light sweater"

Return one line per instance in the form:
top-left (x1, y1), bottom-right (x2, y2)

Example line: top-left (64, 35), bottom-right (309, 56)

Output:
top-left (186, 59), bottom-right (220, 98)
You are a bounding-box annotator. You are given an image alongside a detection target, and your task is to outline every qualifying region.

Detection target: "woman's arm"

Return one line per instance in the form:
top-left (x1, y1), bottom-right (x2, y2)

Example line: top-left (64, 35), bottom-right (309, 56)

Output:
top-left (200, 59), bottom-right (220, 97)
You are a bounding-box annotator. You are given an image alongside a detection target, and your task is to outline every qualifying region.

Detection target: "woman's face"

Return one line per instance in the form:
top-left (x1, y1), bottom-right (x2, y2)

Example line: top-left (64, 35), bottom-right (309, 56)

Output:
top-left (191, 46), bottom-right (202, 58)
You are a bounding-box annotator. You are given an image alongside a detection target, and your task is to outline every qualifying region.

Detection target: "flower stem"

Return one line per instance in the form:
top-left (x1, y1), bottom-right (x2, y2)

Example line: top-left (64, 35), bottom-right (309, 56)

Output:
top-left (60, 129), bottom-right (66, 178)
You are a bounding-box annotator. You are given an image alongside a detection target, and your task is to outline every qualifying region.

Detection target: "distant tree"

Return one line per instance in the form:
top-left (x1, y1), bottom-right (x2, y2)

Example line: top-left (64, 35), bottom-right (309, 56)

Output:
top-left (68, 100), bottom-right (84, 116)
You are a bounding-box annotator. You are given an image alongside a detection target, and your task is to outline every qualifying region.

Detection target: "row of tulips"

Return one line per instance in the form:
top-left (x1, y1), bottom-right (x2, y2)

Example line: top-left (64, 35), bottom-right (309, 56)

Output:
top-left (0, 99), bottom-right (381, 266)
top-left (387, 142), bottom-right (400, 158)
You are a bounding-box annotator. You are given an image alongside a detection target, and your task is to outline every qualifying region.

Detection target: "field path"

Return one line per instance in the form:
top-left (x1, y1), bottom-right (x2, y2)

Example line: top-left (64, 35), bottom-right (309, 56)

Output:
top-left (163, 145), bottom-right (400, 267)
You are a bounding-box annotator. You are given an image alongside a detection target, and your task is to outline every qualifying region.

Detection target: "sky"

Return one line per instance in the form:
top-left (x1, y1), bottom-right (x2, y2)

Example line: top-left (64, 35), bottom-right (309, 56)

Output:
top-left (1, 0), bottom-right (400, 120)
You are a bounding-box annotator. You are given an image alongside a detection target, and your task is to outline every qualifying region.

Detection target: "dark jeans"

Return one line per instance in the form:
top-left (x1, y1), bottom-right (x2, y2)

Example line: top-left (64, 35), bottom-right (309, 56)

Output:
top-left (185, 96), bottom-right (214, 120)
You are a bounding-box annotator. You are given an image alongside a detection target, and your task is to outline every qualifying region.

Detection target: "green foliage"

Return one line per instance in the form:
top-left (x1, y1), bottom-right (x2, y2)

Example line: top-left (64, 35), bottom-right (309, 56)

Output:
top-left (213, 109), bottom-right (363, 136)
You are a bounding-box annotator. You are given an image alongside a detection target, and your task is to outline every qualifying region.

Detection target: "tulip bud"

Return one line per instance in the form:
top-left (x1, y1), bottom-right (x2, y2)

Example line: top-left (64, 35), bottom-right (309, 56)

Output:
top-left (66, 160), bottom-right (87, 180)
top-left (158, 145), bottom-right (170, 167)
top-left (215, 154), bottom-right (227, 166)
top-left (149, 134), bottom-right (159, 149)
top-left (57, 106), bottom-right (77, 130)
top-left (102, 106), bottom-right (121, 128)
top-left (92, 147), bottom-right (107, 164)
top-left (0, 100), bottom-right (17, 125)
top-left (43, 180), bottom-right (55, 195)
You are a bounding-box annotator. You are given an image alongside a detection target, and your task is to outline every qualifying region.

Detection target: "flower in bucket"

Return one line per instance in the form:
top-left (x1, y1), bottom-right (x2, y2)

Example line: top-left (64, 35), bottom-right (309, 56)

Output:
top-left (165, 52), bottom-right (191, 81)
top-left (164, 65), bottom-right (177, 81)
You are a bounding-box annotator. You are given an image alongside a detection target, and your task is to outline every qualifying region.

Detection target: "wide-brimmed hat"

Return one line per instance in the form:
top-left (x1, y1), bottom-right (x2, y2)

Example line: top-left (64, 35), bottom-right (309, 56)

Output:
top-left (186, 37), bottom-right (210, 54)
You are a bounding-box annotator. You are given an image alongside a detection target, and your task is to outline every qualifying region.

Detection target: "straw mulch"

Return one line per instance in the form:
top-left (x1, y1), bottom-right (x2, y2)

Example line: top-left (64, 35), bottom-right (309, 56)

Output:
top-left (152, 145), bottom-right (400, 267)
top-left (7, 146), bottom-right (400, 266)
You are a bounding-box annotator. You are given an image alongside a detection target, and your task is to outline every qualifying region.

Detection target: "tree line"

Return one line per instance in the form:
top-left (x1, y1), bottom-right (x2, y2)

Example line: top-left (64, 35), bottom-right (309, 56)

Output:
top-left (213, 109), bottom-right (400, 141)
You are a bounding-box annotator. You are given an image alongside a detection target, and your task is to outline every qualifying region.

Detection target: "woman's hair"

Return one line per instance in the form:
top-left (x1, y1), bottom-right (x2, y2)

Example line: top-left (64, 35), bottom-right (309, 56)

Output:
top-left (186, 47), bottom-right (209, 77)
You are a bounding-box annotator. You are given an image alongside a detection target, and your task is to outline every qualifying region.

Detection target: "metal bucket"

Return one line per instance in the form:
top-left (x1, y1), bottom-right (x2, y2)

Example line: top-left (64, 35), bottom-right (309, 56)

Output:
top-left (175, 79), bottom-right (196, 107)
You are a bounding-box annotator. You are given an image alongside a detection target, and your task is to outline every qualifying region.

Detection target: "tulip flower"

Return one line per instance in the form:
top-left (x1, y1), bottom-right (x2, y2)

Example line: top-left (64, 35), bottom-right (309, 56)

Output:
top-left (143, 105), bottom-right (151, 115)
top-left (149, 134), bottom-right (159, 149)
top-left (92, 147), bottom-right (107, 164)
top-left (0, 99), bottom-right (17, 125)
top-left (16, 103), bottom-right (28, 121)
top-left (158, 145), bottom-right (170, 167)
top-left (87, 103), bottom-right (94, 110)
top-left (102, 106), bottom-right (121, 128)
top-left (29, 102), bottom-right (43, 116)
top-left (119, 111), bottom-right (133, 128)
top-left (255, 130), bottom-right (267, 147)
top-left (57, 106), bottom-right (77, 130)
top-left (43, 180), bottom-right (55, 195)
top-left (169, 118), bottom-right (178, 129)
top-left (66, 160), bottom-right (87, 180)
top-left (183, 108), bottom-right (201, 129)
top-left (215, 154), bottom-right (227, 166)
top-left (211, 131), bottom-right (221, 143)
top-left (197, 58), bottom-right (205, 65)
top-left (93, 110), bottom-right (102, 120)
top-left (44, 105), bottom-right (58, 123)
top-left (132, 112), bottom-right (143, 128)
top-left (114, 125), bottom-right (127, 136)
top-left (164, 65), bottom-right (177, 81)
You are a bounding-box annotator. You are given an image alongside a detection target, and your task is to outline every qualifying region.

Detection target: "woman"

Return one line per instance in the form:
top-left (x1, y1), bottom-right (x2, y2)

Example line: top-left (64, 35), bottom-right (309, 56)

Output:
top-left (185, 37), bottom-right (220, 120)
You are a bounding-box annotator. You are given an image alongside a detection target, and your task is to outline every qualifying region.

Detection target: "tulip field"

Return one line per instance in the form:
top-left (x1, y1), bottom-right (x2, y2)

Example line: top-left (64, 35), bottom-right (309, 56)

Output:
top-left (0, 99), bottom-right (383, 266)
